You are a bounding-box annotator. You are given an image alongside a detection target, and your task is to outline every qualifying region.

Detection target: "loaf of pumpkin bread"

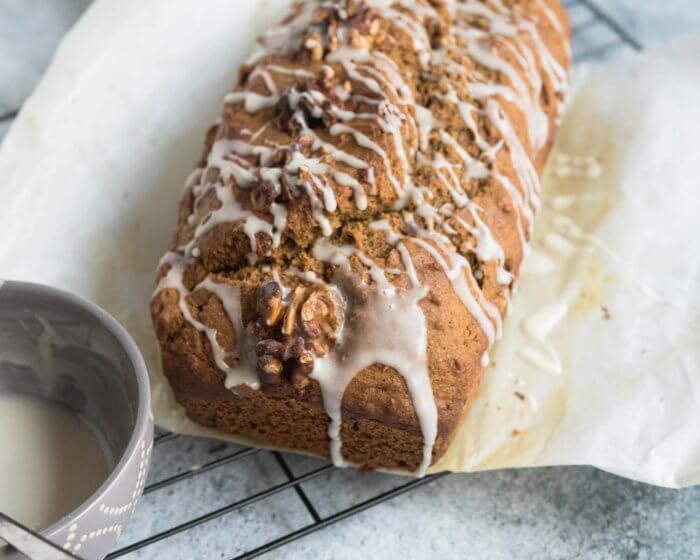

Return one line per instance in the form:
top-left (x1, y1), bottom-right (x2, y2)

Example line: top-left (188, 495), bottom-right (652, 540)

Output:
top-left (151, 0), bottom-right (571, 474)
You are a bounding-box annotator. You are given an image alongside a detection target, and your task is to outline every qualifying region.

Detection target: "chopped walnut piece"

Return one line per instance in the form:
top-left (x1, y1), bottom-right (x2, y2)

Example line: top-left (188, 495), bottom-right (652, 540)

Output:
top-left (249, 281), bottom-right (345, 387)
top-left (256, 339), bottom-right (285, 357)
top-left (291, 349), bottom-right (315, 386)
top-left (282, 286), bottom-right (306, 336)
top-left (350, 29), bottom-right (369, 50)
top-left (257, 354), bottom-right (283, 385)
top-left (304, 31), bottom-right (324, 62)
top-left (257, 282), bottom-right (283, 326)
top-left (255, 339), bottom-right (284, 385)
top-left (275, 79), bottom-right (342, 137)
top-left (310, 338), bottom-right (330, 358)
top-left (300, 289), bottom-right (343, 340)
top-left (320, 65), bottom-right (336, 86)
top-left (283, 335), bottom-right (305, 360)
top-left (308, 0), bottom-right (378, 56)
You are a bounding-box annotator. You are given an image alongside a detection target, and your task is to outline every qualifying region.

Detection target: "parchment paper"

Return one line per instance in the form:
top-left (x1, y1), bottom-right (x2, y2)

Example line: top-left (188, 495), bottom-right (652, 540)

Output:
top-left (1, 0), bottom-right (698, 487)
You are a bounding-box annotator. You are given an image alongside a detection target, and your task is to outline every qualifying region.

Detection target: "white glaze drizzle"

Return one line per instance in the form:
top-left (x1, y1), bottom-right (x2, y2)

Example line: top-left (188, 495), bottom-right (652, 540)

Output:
top-left (311, 236), bottom-right (436, 476)
top-left (517, 299), bottom-right (568, 375)
top-left (155, 252), bottom-right (259, 390)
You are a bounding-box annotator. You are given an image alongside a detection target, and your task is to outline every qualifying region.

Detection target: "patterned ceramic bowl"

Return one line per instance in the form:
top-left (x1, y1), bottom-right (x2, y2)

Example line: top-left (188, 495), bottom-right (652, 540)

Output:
top-left (0, 281), bottom-right (153, 560)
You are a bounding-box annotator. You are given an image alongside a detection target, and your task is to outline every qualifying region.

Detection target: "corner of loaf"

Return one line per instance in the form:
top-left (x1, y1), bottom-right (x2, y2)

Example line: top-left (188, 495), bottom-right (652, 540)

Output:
top-left (151, 0), bottom-right (571, 475)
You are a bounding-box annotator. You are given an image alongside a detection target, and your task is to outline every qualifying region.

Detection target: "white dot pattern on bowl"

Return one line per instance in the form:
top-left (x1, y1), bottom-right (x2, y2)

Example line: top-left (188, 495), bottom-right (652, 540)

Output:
top-left (131, 439), bottom-right (151, 500)
top-left (59, 434), bottom-right (152, 554)
top-left (62, 520), bottom-right (125, 551)
top-left (100, 502), bottom-right (134, 516)
top-left (98, 438), bottom-right (153, 519)
top-left (50, 417), bottom-right (154, 560)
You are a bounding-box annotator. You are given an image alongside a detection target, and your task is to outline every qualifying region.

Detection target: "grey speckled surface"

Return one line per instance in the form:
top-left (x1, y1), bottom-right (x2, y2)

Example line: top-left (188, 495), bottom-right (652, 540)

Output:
top-left (1, 1), bottom-right (699, 559)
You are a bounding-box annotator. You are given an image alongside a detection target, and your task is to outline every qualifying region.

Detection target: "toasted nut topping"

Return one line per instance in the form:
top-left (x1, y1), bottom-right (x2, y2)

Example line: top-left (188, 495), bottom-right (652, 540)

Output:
top-left (304, 31), bottom-right (324, 62)
top-left (257, 282), bottom-right (283, 326)
top-left (283, 336), bottom-right (305, 360)
top-left (296, 349), bottom-right (315, 375)
top-left (258, 356), bottom-right (283, 377)
top-left (255, 339), bottom-right (285, 357)
top-left (289, 349), bottom-right (315, 388)
top-left (321, 65), bottom-right (335, 82)
top-left (282, 286), bottom-right (306, 336)
top-left (310, 338), bottom-right (330, 357)
top-left (249, 279), bottom-right (345, 387)
top-left (300, 291), bottom-right (329, 338)
top-left (350, 29), bottom-right (369, 50)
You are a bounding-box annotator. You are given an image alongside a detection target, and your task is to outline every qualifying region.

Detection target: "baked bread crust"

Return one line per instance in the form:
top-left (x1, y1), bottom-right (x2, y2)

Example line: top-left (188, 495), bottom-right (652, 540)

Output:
top-left (151, 0), bottom-right (571, 473)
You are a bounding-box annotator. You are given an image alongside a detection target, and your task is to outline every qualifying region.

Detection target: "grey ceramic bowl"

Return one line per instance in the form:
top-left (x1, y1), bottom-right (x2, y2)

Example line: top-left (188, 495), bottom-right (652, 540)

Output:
top-left (0, 281), bottom-right (153, 560)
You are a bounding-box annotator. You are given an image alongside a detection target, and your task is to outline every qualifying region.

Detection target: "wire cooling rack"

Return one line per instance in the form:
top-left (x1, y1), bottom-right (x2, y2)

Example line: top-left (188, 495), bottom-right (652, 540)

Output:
top-left (0, 2), bottom-right (643, 559)
top-left (103, 3), bottom-right (643, 559)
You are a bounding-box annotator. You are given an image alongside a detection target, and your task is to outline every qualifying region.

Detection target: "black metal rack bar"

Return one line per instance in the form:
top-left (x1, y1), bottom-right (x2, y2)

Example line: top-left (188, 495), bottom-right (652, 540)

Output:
top-left (143, 447), bottom-right (260, 495)
top-left (232, 473), bottom-right (450, 560)
top-left (578, 0), bottom-right (643, 51)
top-left (107, 464), bottom-right (336, 558)
top-left (272, 452), bottom-right (323, 524)
top-left (153, 431), bottom-right (180, 446)
top-left (0, 109), bottom-right (18, 123)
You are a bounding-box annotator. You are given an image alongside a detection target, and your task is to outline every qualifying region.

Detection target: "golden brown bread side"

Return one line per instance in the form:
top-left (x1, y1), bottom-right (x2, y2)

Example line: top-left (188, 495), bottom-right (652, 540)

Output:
top-left (151, 0), bottom-right (571, 473)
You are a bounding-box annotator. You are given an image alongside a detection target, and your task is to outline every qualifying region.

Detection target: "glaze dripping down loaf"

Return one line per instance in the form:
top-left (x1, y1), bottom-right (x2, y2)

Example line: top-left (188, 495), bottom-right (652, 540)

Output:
top-left (152, 0), bottom-right (571, 474)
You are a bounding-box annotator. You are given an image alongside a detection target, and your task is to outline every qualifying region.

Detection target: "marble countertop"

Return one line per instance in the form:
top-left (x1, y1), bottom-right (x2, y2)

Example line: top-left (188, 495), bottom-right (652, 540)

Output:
top-left (1, 1), bottom-right (699, 559)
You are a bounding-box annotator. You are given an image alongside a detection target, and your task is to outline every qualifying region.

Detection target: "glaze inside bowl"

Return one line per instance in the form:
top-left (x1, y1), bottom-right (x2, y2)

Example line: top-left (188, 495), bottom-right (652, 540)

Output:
top-left (0, 280), bottom-right (151, 552)
top-left (0, 392), bottom-right (112, 529)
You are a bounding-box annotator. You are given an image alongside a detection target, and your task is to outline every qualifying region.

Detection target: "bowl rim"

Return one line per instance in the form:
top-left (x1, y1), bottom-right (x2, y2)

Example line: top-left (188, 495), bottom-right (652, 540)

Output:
top-left (0, 279), bottom-right (152, 538)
